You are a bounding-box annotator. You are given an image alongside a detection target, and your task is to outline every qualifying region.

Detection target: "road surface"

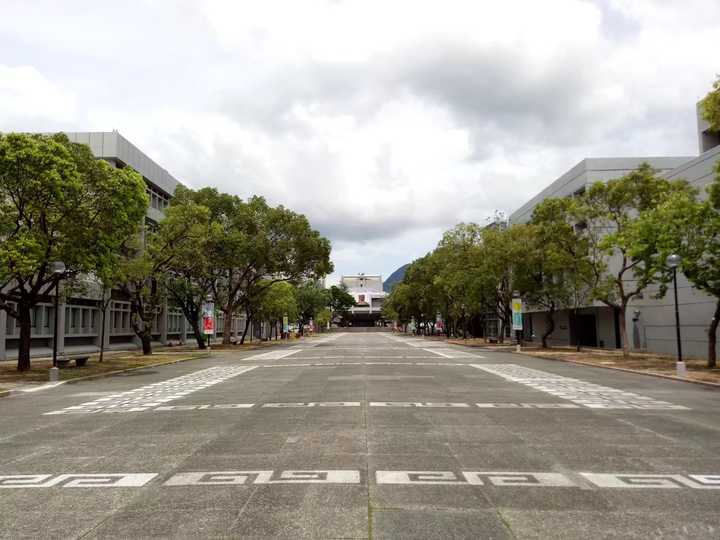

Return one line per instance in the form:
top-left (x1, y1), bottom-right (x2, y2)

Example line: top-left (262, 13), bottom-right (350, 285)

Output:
top-left (1, 332), bottom-right (719, 538)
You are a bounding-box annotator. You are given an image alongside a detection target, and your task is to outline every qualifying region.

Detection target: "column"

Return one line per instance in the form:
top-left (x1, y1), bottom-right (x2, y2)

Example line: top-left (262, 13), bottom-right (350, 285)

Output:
top-left (180, 316), bottom-right (187, 345)
top-left (102, 302), bottom-right (111, 350)
top-left (159, 300), bottom-right (168, 346)
top-left (0, 309), bottom-right (7, 361)
top-left (56, 295), bottom-right (66, 357)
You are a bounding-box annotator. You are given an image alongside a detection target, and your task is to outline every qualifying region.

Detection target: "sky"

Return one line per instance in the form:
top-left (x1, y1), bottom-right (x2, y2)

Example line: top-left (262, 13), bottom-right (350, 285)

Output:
top-left (1, 0), bottom-right (719, 285)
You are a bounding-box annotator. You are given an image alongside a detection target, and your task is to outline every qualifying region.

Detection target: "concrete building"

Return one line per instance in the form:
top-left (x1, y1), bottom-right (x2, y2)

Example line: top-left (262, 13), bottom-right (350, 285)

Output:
top-left (508, 105), bottom-right (720, 358)
top-left (0, 131), bottom-right (248, 361)
top-left (341, 274), bottom-right (387, 326)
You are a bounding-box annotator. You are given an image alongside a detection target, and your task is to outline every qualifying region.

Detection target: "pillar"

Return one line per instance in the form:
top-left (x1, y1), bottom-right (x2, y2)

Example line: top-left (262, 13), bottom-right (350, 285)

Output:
top-left (159, 299), bottom-right (168, 346)
top-left (56, 296), bottom-right (66, 356)
top-left (0, 309), bottom-right (7, 361)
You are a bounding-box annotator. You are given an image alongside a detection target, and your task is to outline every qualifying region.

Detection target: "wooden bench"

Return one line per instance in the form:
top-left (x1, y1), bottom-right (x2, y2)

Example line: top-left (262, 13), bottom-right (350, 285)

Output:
top-left (56, 355), bottom-right (90, 368)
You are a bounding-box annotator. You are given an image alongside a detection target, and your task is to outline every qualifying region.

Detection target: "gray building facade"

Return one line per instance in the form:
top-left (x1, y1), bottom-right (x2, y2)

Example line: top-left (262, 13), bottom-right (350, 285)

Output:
top-left (0, 131), bottom-right (249, 361)
top-left (508, 108), bottom-right (720, 358)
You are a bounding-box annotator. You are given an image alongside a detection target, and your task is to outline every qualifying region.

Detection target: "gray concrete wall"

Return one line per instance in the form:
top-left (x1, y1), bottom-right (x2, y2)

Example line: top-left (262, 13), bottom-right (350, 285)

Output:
top-left (509, 148), bottom-right (720, 360)
top-left (510, 156), bottom-right (694, 224)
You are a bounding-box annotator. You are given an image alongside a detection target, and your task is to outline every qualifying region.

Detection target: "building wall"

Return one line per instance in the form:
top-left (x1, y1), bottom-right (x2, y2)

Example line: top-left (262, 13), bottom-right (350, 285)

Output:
top-left (508, 142), bottom-right (720, 358)
top-left (0, 131), bottom-right (220, 361)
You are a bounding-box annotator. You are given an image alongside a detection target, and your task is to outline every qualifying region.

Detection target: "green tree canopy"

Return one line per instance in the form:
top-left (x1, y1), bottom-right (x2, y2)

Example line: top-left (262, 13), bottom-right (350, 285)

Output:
top-left (638, 161), bottom-right (720, 366)
top-left (579, 163), bottom-right (695, 356)
top-left (700, 75), bottom-right (720, 132)
top-left (0, 133), bottom-right (147, 370)
top-left (296, 282), bottom-right (330, 334)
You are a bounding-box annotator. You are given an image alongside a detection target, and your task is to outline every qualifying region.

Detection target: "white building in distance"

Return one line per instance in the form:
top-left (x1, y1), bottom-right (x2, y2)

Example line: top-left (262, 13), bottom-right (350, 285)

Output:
top-left (340, 274), bottom-right (386, 326)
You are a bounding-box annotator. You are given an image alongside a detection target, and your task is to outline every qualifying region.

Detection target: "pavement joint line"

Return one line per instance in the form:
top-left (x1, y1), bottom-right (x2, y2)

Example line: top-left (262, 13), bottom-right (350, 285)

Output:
top-left (1, 470), bottom-right (717, 489)
top-left (41, 400), bottom-right (697, 414)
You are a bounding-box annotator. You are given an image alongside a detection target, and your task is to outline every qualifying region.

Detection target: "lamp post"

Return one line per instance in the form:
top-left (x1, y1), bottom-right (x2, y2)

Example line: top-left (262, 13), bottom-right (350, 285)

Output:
top-left (49, 261), bottom-right (65, 380)
top-left (666, 254), bottom-right (685, 377)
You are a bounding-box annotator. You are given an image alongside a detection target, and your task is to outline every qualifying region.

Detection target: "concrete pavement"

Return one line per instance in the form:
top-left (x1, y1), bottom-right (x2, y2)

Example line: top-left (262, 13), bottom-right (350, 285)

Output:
top-left (1, 332), bottom-right (719, 538)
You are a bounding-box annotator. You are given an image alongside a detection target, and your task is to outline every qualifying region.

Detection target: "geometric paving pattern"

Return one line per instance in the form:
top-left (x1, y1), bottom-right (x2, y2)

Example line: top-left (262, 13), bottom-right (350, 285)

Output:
top-left (470, 364), bottom-right (689, 410)
top-left (43, 365), bottom-right (257, 415)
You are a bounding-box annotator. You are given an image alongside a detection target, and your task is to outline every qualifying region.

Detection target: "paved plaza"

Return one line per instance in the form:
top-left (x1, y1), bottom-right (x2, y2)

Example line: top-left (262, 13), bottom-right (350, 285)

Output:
top-left (1, 333), bottom-right (719, 538)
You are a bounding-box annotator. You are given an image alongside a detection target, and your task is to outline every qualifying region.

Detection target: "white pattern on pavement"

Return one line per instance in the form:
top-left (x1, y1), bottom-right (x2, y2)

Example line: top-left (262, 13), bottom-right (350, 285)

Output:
top-left (470, 364), bottom-right (689, 410)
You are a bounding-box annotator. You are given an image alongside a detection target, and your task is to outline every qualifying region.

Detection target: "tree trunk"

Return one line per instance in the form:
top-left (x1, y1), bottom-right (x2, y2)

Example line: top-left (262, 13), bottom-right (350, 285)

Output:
top-left (17, 303), bottom-right (32, 372)
top-left (190, 318), bottom-right (206, 350)
top-left (222, 307), bottom-right (233, 345)
top-left (618, 305), bottom-right (629, 358)
top-left (708, 299), bottom-right (720, 369)
top-left (240, 314), bottom-right (252, 344)
top-left (574, 308), bottom-right (582, 352)
top-left (140, 329), bottom-right (152, 355)
top-left (542, 305), bottom-right (556, 349)
top-left (99, 303), bottom-right (106, 362)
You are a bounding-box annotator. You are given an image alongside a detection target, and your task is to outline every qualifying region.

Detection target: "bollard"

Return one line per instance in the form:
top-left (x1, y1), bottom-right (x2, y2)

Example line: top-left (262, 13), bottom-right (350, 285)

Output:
top-left (49, 367), bottom-right (60, 382)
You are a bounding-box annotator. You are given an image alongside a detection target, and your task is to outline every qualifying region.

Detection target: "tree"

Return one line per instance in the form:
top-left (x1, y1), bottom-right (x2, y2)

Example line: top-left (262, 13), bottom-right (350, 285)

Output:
top-left (401, 254), bottom-right (442, 335)
top-left (315, 307), bottom-right (332, 332)
top-left (158, 188), bottom-right (221, 349)
top-left (433, 224), bottom-right (485, 338)
top-left (578, 163), bottom-right (694, 357)
top-left (0, 133), bottom-right (147, 371)
top-left (195, 190), bottom-right (332, 345)
top-left (256, 281), bottom-right (298, 340)
top-left (480, 225), bottom-right (535, 342)
top-left (296, 282), bottom-right (329, 335)
top-left (328, 284), bottom-right (355, 324)
top-left (118, 196), bottom-right (209, 355)
top-left (700, 75), bottom-right (720, 132)
top-left (640, 162), bottom-right (720, 367)
top-left (528, 198), bottom-right (594, 348)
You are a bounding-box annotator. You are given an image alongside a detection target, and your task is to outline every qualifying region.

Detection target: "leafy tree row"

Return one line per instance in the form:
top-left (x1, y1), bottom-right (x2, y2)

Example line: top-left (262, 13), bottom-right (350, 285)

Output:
top-left (385, 165), bottom-right (720, 366)
top-left (0, 133), bottom-right (339, 371)
top-left (386, 78), bottom-right (720, 366)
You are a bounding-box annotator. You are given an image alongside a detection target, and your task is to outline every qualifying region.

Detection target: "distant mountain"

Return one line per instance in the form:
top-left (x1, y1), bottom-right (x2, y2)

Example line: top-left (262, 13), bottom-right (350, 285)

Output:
top-left (383, 263), bottom-right (410, 292)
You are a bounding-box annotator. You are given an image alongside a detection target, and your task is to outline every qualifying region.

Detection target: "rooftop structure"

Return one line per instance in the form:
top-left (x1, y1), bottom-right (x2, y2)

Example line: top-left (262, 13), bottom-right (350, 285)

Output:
top-left (340, 274), bottom-right (387, 327)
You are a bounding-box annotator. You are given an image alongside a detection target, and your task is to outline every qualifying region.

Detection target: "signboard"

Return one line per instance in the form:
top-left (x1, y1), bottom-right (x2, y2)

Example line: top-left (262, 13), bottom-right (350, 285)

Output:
top-left (282, 315), bottom-right (289, 334)
top-left (202, 302), bottom-right (215, 335)
top-left (511, 298), bottom-right (523, 331)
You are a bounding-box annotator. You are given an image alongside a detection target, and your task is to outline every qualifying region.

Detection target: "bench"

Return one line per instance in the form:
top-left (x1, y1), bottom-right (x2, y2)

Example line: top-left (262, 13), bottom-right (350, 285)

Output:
top-left (56, 355), bottom-right (90, 368)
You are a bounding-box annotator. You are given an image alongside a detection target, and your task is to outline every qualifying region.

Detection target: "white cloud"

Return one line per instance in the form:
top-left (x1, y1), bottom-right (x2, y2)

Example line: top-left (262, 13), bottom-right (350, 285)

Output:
top-left (0, 65), bottom-right (79, 129)
top-left (1, 0), bottom-right (719, 281)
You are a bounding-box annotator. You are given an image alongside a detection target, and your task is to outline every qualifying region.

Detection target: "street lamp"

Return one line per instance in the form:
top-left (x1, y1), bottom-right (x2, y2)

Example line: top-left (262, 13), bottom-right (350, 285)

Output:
top-left (666, 254), bottom-right (685, 377)
top-left (50, 261), bottom-right (66, 371)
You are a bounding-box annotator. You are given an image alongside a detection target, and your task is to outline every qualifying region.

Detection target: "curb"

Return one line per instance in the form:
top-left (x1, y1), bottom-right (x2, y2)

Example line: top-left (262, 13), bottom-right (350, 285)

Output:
top-left (0, 353), bottom-right (211, 399)
top-left (448, 340), bottom-right (720, 390)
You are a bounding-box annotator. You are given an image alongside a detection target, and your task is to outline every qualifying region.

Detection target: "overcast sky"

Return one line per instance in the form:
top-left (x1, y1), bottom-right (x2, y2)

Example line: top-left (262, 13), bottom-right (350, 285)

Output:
top-left (1, 0), bottom-right (718, 284)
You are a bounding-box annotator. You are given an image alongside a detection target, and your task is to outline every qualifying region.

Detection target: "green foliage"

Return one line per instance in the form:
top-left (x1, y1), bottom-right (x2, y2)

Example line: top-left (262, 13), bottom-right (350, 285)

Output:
top-left (296, 282), bottom-right (330, 333)
top-left (315, 307), bottom-right (332, 330)
top-left (191, 188), bottom-right (333, 343)
top-left (257, 281), bottom-right (298, 324)
top-left (0, 133), bottom-right (147, 369)
top-left (117, 190), bottom-right (211, 354)
top-left (700, 75), bottom-right (720, 132)
top-left (328, 284), bottom-right (356, 318)
top-left (638, 162), bottom-right (720, 366)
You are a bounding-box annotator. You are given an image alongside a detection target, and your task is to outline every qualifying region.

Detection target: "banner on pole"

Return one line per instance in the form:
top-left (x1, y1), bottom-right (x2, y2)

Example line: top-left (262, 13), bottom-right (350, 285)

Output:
top-left (282, 315), bottom-right (289, 333)
top-left (511, 298), bottom-right (523, 331)
top-left (202, 302), bottom-right (215, 335)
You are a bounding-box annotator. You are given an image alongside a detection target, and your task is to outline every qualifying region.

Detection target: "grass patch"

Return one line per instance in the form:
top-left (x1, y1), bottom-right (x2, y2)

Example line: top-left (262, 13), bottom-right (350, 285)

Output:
top-left (0, 350), bottom-right (208, 390)
top-left (523, 347), bottom-right (720, 384)
top-left (448, 337), bottom-right (720, 384)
